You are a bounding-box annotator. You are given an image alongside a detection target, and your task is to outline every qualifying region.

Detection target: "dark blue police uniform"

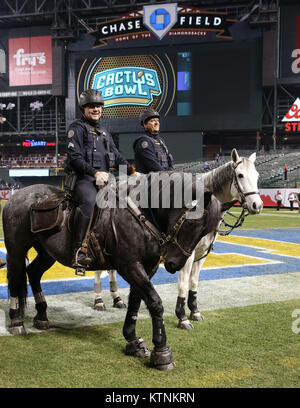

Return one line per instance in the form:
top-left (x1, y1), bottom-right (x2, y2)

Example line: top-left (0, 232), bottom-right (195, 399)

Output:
top-left (67, 116), bottom-right (131, 217)
top-left (133, 130), bottom-right (174, 174)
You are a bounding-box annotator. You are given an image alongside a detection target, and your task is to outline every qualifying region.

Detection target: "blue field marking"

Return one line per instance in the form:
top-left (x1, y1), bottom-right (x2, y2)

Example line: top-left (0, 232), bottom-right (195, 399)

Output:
top-left (1, 229), bottom-right (300, 299)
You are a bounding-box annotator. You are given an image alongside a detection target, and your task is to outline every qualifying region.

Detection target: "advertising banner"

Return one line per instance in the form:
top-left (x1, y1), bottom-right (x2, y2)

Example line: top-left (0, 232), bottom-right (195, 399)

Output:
top-left (89, 4), bottom-right (235, 49)
top-left (280, 6), bottom-right (300, 83)
top-left (9, 35), bottom-right (52, 86)
top-left (259, 188), bottom-right (300, 208)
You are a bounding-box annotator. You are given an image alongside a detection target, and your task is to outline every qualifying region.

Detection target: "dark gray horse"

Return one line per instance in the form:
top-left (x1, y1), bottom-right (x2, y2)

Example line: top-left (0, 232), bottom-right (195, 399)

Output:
top-left (3, 172), bottom-right (221, 370)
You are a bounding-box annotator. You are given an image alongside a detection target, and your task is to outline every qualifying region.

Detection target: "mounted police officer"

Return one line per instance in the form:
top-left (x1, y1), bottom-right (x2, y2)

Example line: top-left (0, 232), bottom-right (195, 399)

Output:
top-left (133, 109), bottom-right (174, 174)
top-left (66, 89), bottom-right (134, 269)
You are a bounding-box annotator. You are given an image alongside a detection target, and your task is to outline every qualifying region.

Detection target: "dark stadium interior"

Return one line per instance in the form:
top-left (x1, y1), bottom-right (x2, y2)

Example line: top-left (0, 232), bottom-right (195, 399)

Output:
top-left (0, 0), bottom-right (300, 190)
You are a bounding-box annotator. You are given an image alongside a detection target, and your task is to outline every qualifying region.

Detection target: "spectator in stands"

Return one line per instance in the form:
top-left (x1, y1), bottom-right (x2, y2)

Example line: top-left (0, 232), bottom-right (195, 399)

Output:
top-left (276, 191), bottom-right (283, 211)
top-left (66, 89), bottom-right (135, 269)
top-left (133, 108), bottom-right (174, 174)
top-left (288, 192), bottom-right (295, 211)
top-left (284, 164), bottom-right (288, 180)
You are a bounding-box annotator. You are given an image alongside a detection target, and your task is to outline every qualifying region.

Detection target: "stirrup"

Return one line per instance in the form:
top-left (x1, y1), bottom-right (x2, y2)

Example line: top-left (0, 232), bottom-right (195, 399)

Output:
top-left (75, 267), bottom-right (86, 277)
top-left (72, 248), bottom-right (92, 268)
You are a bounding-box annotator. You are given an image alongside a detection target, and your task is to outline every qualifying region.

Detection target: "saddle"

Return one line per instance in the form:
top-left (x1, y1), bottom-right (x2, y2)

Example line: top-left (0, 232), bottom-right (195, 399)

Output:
top-left (30, 191), bottom-right (106, 271)
top-left (30, 191), bottom-right (67, 233)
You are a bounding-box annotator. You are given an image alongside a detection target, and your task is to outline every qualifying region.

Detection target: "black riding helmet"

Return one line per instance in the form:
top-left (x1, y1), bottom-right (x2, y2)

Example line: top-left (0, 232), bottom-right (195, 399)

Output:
top-left (139, 108), bottom-right (160, 126)
top-left (79, 89), bottom-right (104, 111)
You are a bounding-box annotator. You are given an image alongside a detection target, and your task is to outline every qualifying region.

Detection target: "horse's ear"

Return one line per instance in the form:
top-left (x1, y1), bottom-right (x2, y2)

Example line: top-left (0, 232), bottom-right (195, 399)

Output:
top-left (231, 148), bottom-right (240, 163)
top-left (249, 152), bottom-right (256, 163)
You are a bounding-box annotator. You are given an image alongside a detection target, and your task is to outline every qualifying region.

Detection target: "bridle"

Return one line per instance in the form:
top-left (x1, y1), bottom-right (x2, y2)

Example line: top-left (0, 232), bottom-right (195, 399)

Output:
top-left (231, 160), bottom-right (260, 208)
top-left (126, 194), bottom-right (201, 258)
top-left (218, 160), bottom-right (260, 236)
top-left (160, 209), bottom-right (201, 258)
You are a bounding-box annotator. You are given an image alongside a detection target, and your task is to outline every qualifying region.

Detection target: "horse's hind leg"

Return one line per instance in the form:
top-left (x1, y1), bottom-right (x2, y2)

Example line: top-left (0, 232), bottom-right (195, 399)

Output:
top-left (109, 270), bottom-right (126, 309)
top-left (6, 250), bottom-right (28, 335)
top-left (93, 270), bottom-right (126, 311)
top-left (176, 252), bottom-right (195, 330)
top-left (26, 244), bottom-right (55, 330)
top-left (93, 271), bottom-right (106, 311)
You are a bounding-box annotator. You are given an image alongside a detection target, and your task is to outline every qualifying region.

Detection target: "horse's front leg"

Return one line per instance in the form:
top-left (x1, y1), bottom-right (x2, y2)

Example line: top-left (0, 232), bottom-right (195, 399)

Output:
top-left (176, 251), bottom-right (195, 330)
top-left (188, 232), bottom-right (218, 322)
top-left (120, 262), bottom-right (175, 371)
top-left (123, 285), bottom-right (150, 358)
top-left (188, 257), bottom-right (206, 322)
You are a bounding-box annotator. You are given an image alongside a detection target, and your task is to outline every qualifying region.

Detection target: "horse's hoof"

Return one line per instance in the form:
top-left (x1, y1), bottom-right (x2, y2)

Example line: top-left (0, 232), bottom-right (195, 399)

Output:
top-left (150, 347), bottom-right (175, 371)
top-left (177, 318), bottom-right (194, 330)
top-left (33, 319), bottom-right (49, 330)
top-left (190, 312), bottom-right (204, 321)
top-left (125, 338), bottom-right (150, 358)
top-left (113, 297), bottom-right (127, 309)
top-left (93, 298), bottom-right (106, 311)
top-left (8, 325), bottom-right (26, 335)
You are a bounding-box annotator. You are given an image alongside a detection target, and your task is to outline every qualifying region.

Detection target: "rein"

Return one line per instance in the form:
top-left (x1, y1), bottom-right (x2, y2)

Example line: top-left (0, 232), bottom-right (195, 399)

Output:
top-left (126, 195), bottom-right (196, 257)
top-left (219, 207), bottom-right (249, 236)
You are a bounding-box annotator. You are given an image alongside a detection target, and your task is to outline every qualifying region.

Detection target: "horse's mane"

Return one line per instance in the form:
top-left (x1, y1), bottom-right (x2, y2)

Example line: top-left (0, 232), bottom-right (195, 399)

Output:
top-left (203, 161), bottom-right (234, 195)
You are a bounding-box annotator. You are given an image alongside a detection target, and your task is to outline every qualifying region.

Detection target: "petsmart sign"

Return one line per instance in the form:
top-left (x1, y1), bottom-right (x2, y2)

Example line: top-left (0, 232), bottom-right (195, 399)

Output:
top-left (89, 3), bottom-right (235, 47)
top-left (91, 65), bottom-right (161, 107)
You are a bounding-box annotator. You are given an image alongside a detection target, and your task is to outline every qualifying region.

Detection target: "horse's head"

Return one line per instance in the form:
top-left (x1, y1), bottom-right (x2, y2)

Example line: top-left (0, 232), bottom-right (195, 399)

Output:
top-left (164, 192), bottom-right (221, 274)
top-left (230, 148), bottom-right (263, 215)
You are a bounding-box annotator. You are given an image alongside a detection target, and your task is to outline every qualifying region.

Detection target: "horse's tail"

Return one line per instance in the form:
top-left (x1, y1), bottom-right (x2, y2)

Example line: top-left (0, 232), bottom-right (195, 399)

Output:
top-left (204, 192), bottom-right (222, 234)
top-left (3, 199), bottom-right (28, 304)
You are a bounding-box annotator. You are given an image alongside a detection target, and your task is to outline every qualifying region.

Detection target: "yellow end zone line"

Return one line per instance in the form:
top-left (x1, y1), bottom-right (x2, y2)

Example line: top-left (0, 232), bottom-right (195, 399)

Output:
top-left (0, 237), bottom-right (295, 284)
top-left (203, 252), bottom-right (281, 269)
top-left (217, 235), bottom-right (300, 258)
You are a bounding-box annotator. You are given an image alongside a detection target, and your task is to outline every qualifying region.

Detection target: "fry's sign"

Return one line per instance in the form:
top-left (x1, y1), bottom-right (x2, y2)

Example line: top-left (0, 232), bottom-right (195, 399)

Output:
top-left (9, 36), bottom-right (52, 86)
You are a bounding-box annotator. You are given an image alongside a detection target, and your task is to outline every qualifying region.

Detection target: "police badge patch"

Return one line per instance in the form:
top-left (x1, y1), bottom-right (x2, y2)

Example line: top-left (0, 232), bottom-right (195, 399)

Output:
top-left (141, 141), bottom-right (149, 149)
top-left (68, 130), bottom-right (74, 138)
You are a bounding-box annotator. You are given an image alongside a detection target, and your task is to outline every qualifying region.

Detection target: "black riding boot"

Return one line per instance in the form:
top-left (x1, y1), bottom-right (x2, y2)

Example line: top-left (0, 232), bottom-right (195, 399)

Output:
top-left (72, 207), bottom-right (92, 268)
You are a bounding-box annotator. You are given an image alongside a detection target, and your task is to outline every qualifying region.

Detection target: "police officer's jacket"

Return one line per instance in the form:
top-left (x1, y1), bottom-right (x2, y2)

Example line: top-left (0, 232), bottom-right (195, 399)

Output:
top-left (133, 130), bottom-right (174, 174)
top-left (67, 116), bottom-right (131, 176)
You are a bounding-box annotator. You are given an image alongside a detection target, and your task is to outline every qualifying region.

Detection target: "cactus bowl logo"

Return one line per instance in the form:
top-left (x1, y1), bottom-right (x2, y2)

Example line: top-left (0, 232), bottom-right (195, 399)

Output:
top-left (91, 64), bottom-right (161, 107)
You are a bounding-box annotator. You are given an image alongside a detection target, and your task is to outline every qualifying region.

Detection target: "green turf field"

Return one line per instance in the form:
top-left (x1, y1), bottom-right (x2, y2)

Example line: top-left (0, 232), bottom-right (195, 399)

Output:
top-left (0, 200), bottom-right (300, 388)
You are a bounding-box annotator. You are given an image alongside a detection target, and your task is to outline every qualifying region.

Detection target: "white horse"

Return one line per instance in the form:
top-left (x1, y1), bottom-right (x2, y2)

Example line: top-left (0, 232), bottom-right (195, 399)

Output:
top-left (176, 148), bottom-right (263, 329)
top-left (93, 270), bottom-right (126, 311)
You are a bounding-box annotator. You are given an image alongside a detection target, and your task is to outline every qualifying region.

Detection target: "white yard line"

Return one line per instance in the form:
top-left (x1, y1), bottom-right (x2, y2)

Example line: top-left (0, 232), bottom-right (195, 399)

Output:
top-left (1, 272), bottom-right (300, 336)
